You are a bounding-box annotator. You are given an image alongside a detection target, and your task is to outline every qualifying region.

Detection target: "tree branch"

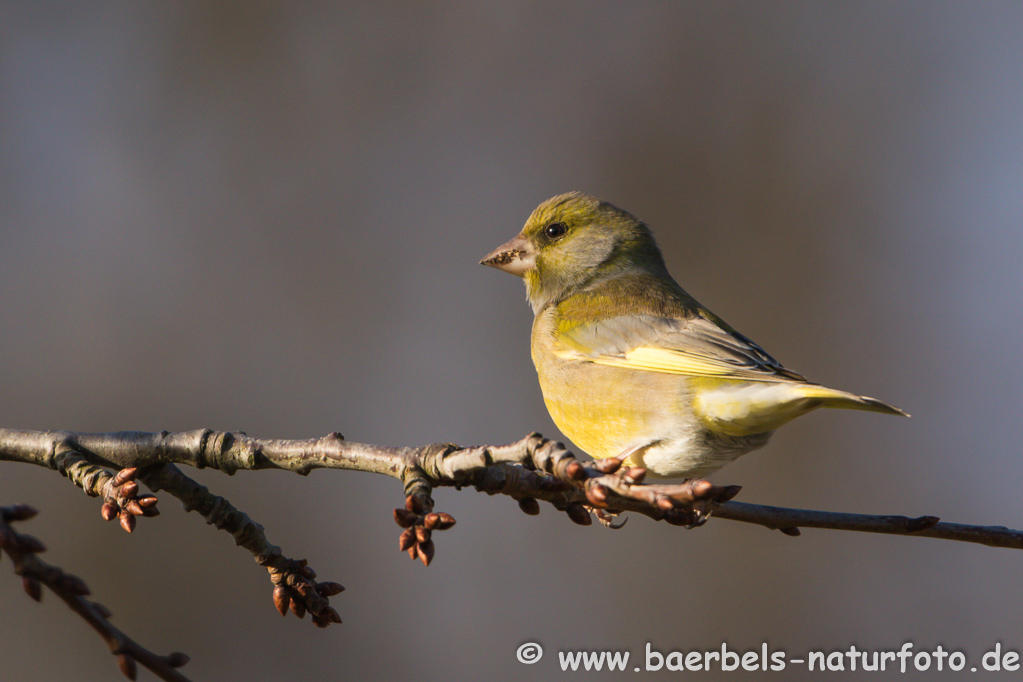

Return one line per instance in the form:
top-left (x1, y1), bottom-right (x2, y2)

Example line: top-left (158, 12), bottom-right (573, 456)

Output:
top-left (141, 463), bottom-right (343, 625)
top-left (3, 426), bottom-right (1021, 677)
top-left (2, 427), bottom-right (1019, 548)
top-left (0, 504), bottom-right (191, 681)
top-left (714, 501), bottom-right (1023, 549)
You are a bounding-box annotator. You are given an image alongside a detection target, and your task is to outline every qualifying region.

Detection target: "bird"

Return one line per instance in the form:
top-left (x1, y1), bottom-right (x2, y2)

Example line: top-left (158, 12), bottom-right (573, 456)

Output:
top-left (481, 191), bottom-right (907, 479)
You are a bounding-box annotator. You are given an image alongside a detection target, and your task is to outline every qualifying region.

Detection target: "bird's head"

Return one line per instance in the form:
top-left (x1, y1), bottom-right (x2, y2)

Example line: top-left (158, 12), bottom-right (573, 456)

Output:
top-left (481, 192), bottom-right (667, 312)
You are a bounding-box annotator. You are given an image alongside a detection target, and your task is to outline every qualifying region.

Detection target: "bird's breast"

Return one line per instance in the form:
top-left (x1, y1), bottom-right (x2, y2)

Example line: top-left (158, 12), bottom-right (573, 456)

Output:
top-left (532, 331), bottom-right (697, 459)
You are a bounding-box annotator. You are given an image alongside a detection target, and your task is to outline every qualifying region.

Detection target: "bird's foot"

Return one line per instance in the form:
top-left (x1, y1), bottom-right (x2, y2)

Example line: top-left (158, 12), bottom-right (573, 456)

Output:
top-left (586, 507), bottom-right (628, 529)
top-left (520, 436), bottom-right (741, 527)
top-left (572, 457), bottom-right (742, 528)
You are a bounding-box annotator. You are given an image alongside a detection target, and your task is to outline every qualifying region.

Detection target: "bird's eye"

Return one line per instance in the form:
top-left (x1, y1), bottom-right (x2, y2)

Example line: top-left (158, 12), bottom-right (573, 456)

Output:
top-left (544, 222), bottom-right (567, 239)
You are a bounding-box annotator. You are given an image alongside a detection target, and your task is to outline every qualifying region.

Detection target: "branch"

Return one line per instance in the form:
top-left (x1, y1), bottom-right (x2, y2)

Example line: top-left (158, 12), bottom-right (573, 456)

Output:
top-left (0, 427), bottom-right (740, 541)
top-left (0, 504), bottom-right (191, 681)
top-left (2, 428), bottom-right (1019, 549)
top-left (714, 501), bottom-right (1023, 549)
top-left (141, 463), bottom-right (343, 625)
top-left (3, 426), bottom-right (1021, 676)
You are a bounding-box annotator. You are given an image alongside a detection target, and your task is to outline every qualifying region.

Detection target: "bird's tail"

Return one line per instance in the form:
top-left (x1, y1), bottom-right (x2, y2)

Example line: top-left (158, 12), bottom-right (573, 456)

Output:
top-left (695, 381), bottom-right (908, 437)
top-left (796, 385), bottom-right (909, 417)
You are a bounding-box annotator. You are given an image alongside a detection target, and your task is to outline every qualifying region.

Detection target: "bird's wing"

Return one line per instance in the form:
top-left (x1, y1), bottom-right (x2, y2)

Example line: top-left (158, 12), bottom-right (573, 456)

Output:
top-left (555, 313), bottom-right (807, 382)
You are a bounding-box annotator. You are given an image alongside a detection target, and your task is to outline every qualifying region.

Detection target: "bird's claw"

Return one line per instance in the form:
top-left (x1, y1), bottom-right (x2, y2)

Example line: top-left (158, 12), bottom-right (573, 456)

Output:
top-left (580, 458), bottom-right (741, 529)
top-left (528, 439), bottom-right (741, 528)
top-left (592, 508), bottom-right (628, 529)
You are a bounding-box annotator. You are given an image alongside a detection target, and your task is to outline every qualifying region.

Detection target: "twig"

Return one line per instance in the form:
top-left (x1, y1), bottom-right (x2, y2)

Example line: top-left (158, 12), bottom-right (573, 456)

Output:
top-left (141, 463), bottom-right (343, 626)
top-left (0, 504), bottom-right (191, 681)
top-left (714, 501), bottom-right (1023, 549)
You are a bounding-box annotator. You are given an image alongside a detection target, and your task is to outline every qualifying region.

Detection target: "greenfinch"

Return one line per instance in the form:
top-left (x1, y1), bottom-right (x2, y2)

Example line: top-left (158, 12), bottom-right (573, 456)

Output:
top-left (482, 192), bottom-right (907, 479)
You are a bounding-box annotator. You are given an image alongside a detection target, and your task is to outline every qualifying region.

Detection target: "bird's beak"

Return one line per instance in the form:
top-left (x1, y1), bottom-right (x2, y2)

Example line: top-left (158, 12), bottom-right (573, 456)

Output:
top-left (480, 234), bottom-right (535, 277)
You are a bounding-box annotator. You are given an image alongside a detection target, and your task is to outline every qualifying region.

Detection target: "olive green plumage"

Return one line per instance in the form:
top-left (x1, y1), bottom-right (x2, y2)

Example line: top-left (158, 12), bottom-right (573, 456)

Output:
top-left (482, 192), bottom-right (906, 478)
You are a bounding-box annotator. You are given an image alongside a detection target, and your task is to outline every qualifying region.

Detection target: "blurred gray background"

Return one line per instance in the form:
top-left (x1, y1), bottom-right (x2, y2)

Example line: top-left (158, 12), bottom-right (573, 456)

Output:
top-left (1, 2), bottom-right (1021, 680)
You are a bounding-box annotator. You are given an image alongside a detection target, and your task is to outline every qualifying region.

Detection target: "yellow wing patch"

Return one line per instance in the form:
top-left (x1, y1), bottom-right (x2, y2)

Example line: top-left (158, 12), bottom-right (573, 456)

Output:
top-left (553, 345), bottom-right (782, 381)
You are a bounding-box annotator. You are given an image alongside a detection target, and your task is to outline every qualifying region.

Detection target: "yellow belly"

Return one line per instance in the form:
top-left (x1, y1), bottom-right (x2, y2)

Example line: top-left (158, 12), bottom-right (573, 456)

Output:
top-left (537, 356), bottom-right (690, 460)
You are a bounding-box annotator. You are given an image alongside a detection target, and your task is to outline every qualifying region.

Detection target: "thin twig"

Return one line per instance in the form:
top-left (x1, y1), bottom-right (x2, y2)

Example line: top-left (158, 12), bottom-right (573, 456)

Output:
top-left (714, 501), bottom-right (1023, 549)
top-left (0, 505), bottom-right (191, 681)
top-left (141, 464), bottom-right (343, 626)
